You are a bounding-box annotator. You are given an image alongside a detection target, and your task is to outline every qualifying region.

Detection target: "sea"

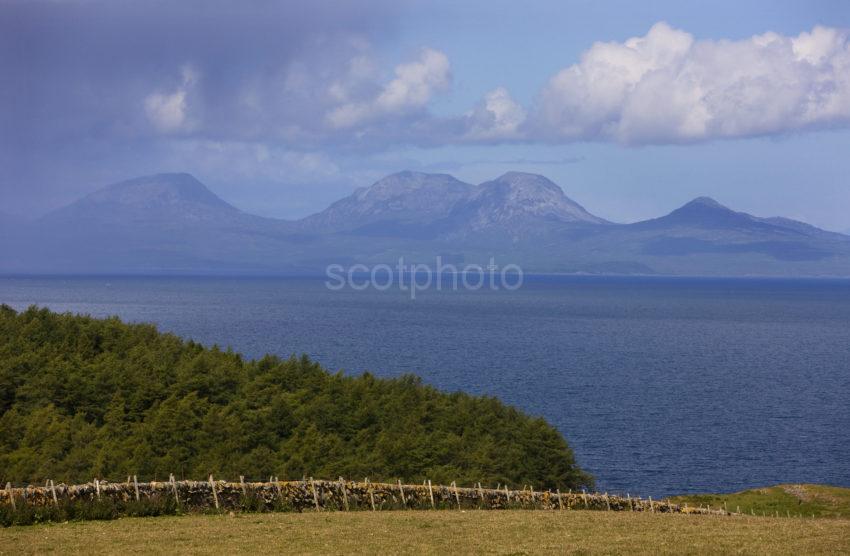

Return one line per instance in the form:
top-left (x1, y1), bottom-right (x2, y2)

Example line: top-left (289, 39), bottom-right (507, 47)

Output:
top-left (2, 275), bottom-right (849, 498)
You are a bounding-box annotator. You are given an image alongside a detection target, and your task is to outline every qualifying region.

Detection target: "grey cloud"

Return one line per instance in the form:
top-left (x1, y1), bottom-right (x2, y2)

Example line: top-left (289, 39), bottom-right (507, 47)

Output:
top-left (0, 0), bottom-right (402, 210)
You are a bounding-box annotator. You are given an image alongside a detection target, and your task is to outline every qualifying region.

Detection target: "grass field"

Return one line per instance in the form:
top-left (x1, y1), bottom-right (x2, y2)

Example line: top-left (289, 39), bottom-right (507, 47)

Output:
top-left (2, 510), bottom-right (849, 555)
top-left (672, 484), bottom-right (850, 519)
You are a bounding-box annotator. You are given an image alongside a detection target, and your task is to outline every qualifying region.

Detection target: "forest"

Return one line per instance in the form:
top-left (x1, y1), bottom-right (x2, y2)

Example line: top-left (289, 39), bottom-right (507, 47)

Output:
top-left (0, 305), bottom-right (592, 490)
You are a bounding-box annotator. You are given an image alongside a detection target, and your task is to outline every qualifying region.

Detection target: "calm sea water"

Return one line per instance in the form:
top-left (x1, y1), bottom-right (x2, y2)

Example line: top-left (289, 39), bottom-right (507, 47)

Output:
top-left (2, 275), bottom-right (849, 497)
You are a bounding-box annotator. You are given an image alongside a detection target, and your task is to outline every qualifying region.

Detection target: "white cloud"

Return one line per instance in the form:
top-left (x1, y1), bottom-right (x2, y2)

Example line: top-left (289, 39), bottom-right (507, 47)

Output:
top-left (531, 22), bottom-right (850, 144)
top-left (465, 87), bottom-right (527, 140)
top-left (326, 48), bottom-right (451, 129)
top-left (144, 66), bottom-right (198, 133)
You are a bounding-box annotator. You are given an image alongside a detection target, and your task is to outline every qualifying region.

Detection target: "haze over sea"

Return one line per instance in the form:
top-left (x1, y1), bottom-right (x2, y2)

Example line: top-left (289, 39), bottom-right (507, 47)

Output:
top-left (2, 275), bottom-right (849, 497)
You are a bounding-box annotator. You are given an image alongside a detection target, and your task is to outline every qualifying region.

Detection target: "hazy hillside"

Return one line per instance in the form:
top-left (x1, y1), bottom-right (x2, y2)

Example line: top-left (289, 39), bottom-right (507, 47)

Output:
top-left (3, 171), bottom-right (850, 276)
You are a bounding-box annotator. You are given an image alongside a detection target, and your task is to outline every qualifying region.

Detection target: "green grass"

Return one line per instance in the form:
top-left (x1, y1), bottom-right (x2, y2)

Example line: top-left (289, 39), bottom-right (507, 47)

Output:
top-left (2, 510), bottom-right (849, 555)
top-left (671, 484), bottom-right (850, 519)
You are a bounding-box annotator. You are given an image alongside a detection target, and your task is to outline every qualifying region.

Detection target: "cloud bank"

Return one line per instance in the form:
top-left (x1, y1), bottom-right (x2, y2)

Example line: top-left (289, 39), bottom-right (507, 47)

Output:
top-left (133, 21), bottom-right (849, 147)
top-left (529, 23), bottom-right (850, 144)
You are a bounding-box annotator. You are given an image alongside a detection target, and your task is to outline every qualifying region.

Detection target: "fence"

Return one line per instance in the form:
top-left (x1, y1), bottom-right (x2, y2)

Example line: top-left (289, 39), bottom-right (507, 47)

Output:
top-left (2, 477), bottom-right (729, 516)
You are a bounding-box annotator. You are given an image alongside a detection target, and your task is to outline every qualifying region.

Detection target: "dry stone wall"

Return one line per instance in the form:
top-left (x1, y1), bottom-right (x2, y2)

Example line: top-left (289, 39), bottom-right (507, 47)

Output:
top-left (2, 477), bottom-right (728, 516)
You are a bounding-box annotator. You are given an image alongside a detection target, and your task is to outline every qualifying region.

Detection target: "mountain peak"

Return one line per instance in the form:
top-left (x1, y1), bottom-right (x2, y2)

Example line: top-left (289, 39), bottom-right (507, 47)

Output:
top-left (488, 171), bottom-right (563, 194)
top-left (668, 196), bottom-right (737, 220)
top-left (301, 171), bottom-right (475, 232)
top-left (43, 173), bottom-right (240, 224)
top-left (637, 195), bottom-right (767, 231)
top-left (88, 173), bottom-right (233, 209)
top-left (465, 173), bottom-right (608, 227)
top-left (683, 196), bottom-right (727, 210)
top-left (356, 171), bottom-right (467, 201)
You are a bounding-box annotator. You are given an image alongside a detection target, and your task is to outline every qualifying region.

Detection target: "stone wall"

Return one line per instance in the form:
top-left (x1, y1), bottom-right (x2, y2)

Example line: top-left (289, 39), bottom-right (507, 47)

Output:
top-left (2, 477), bottom-right (728, 516)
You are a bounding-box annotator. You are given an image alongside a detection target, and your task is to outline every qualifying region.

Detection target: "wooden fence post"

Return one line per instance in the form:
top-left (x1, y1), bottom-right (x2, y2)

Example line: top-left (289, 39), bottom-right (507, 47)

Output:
top-left (208, 475), bottom-right (220, 510)
top-left (275, 476), bottom-right (282, 501)
top-left (397, 479), bottom-right (406, 508)
top-left (556, 489), bottom-right (563, 510)
top-left (427, 480), bottom-right (435, 509)
top-left (365, 478), bottom-right (376, 511)
top-left (94, 478), bottom-right (101, 500)
top-left (133, 475), bottom-right (140, 502)
top-left (338, 478), bottom-right (349, 511)
top-left (310, 478), bottom-right (321, 512)
top-left (604, 492), bottom-right (611, 511)
top-left (50, 479), bottom-right (58, 506)
top-left (170, 474), bottom-right (180, 507)
top-left (6, 482), bottom-right (15, 511)
top-left (452, 481), bottom-right (460, 509)
top-left (504, 485), bottom-right (510, 504)
top-left (627, 493), bottom-right (632, 511)
top-left (240, 475), bottom-right (248, 499)
top-left (649, 496), bottom-right (654, 513)
top-left (477, 483), bottom-right (485, 508)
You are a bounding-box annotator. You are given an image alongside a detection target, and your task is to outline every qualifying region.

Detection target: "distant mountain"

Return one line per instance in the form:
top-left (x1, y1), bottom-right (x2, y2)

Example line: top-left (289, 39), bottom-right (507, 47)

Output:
top-left (5, 173), bottom-right (310, 274)
top-left (299, 171), bottom-right (475, 235)
top-left (577, 197), bottom-right (850, 273)
top-left (3, 171), bottom-right (850, 276)
top-left (469, 172), bottom-right (607, 226)
top-left (302, 171), bottom-right (608, 241)
top-left (634, 197), bottom-right (778, 231)
top-left (636, 197), bottom-right (846, 239)
top-left (42, 173), bottom-right (268, 228)
top-left (440, 172), bottom-right (607, 242)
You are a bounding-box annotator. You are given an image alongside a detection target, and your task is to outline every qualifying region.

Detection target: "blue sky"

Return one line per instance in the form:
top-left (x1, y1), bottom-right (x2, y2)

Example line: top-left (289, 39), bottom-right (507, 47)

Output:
top-left (2, 0), bottom-right (850, 230)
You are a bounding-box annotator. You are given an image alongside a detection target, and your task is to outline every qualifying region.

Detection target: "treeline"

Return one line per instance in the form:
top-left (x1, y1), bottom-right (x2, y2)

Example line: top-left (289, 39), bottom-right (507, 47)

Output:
top-left (0, 306), bottom-right (592, 490)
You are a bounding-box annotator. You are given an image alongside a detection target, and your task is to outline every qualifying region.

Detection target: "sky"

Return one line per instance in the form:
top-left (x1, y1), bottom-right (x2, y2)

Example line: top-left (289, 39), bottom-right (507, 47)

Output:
top-left (2, 0), bottom-right (850, 230)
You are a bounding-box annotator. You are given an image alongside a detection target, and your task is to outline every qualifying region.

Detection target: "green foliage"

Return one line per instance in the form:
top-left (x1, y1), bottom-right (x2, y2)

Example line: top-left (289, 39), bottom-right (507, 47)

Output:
top-left (0, 497), bottom-right (180, 527)
top-left (671, 484), bottom-right (850, 519)
top-left (0, 305), bottom-right (592, 490)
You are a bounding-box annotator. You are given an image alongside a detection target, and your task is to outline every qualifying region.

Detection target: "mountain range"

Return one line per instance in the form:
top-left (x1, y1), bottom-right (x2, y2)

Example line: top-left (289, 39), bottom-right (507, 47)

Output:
top-left (2, 171), bottom-right (850, 276)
